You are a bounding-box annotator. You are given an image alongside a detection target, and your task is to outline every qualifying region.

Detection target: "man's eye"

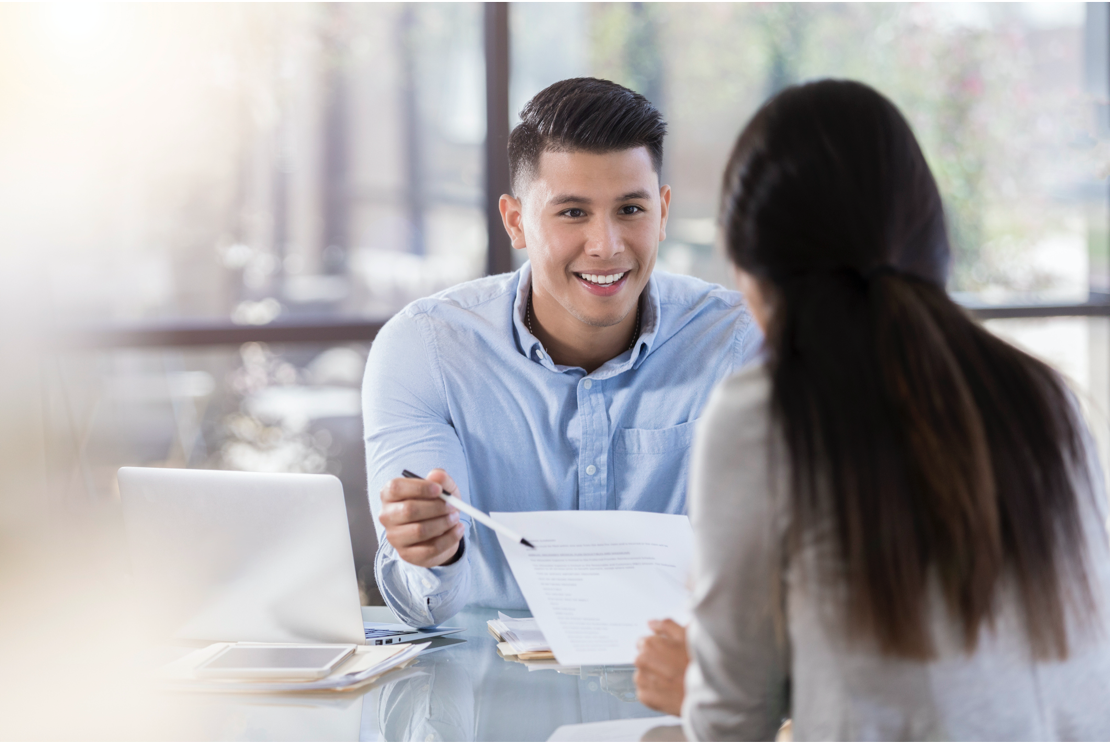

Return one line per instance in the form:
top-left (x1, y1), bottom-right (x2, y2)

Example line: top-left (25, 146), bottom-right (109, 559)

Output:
top-left (620, 205), bottom-right (644, 215)
top-left (562, 208), bottom-right (586, 218)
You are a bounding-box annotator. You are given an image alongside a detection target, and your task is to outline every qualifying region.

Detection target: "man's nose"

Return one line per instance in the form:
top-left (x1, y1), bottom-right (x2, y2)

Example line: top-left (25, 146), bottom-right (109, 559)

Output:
top-left (584, 216), bottom-right (623, 259)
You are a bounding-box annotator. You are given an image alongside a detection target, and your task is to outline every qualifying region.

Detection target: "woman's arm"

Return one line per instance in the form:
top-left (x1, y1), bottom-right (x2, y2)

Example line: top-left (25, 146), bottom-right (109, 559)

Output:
top-left (682, 368), bottom-right (790, 742)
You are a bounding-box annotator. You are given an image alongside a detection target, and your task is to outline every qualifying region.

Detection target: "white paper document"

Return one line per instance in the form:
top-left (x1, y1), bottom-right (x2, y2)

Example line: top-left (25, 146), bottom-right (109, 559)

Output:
top-left (490, 510), bottom-right (693, 666)
top-left (547, 715), bottom-right (684, 742)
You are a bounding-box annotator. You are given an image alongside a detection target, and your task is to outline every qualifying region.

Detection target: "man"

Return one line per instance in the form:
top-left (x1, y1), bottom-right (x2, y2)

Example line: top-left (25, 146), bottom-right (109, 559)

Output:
top-left (363, 77), bottom-right (760, 627)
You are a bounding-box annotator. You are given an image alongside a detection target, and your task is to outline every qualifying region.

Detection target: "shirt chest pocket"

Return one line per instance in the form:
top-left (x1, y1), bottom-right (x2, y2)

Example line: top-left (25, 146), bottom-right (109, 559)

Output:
top-left (613, 419), bottom-right (698, 512)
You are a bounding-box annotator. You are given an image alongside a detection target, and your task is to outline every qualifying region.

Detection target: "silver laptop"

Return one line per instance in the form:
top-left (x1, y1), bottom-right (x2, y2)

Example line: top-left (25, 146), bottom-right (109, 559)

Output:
top-left (117, 467), bottom-right (461, 646)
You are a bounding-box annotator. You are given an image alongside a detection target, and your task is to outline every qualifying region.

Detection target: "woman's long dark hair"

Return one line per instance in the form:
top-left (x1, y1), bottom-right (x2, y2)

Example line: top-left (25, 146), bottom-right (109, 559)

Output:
top-left (722, 79), bottom-right (1093, 659)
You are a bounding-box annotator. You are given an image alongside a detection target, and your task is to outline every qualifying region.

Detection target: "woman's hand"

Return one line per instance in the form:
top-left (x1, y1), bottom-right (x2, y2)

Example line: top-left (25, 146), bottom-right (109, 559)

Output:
top-left (634, 619), bottom-right (689, 716)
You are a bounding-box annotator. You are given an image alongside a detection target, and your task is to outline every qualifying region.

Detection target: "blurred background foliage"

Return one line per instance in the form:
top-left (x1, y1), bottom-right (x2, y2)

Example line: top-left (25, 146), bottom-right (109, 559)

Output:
top-left (584, 3), bottom-right (1100, 299)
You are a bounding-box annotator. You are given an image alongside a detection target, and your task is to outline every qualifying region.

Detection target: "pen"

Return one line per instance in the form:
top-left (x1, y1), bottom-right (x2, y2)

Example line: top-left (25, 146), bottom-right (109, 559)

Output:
top-left (401, 470), bottom-right (535, 549)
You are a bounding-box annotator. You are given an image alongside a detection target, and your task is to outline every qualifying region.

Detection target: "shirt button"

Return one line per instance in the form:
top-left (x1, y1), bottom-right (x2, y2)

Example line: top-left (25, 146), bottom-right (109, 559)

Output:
top-left (536, 349), bottom-right (545, 359)
top-left (583, 379), bottom-right (592, 390)
top-left (422, 579), bottom-right (431, 589)
top-left (586, 464), bottom-right (597, 475)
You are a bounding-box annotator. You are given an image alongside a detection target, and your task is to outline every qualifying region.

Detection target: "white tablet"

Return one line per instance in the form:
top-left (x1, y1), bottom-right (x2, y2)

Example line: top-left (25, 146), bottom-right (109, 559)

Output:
top-left (195, 643), bottom-right (356, 680)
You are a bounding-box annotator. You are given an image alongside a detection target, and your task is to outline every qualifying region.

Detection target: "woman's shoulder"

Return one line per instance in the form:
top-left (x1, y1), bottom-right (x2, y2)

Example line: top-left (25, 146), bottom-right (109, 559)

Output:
top-left (692, 363), bottom-right (777, 499)
top-left (701, 362), bottom-right (773, 435)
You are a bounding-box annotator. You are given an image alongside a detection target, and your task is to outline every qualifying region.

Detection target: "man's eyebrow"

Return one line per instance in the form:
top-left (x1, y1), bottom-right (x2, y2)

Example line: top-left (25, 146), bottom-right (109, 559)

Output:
top-left (549, 194), bottom-right (591, 206)
top-left (549, 190), bottom-right (653, 207)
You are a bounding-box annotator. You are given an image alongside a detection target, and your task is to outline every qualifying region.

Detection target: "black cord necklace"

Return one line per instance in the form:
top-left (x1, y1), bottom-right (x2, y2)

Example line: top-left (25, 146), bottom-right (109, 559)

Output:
top-left (526, 285), bottom-right (642, 354)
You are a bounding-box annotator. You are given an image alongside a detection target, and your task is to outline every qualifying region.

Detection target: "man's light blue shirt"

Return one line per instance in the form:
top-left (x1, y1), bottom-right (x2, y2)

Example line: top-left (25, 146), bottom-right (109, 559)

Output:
top-left (363, 263), bottom-right (761, 627)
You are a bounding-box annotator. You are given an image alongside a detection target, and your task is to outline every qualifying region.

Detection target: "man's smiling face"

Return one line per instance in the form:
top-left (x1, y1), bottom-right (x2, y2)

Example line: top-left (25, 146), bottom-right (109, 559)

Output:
top-left (514, 147), bottom-right (670, 332)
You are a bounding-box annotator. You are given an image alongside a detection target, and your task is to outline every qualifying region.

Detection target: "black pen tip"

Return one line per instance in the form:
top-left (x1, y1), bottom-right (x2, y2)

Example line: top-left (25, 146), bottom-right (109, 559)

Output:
top-left (521, 539), bottom-right (535, 549)
top-left (401, 470), bottom-right (421, 479)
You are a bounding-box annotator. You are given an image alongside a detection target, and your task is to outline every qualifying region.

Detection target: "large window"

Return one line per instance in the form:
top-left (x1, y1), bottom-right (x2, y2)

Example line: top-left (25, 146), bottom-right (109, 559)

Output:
top-left (7, 4), bottom-right (1109, 605)
top-left (4, 4), bottom-right (486, 328)
top-left (513, 3), bottom-right (1105, 302)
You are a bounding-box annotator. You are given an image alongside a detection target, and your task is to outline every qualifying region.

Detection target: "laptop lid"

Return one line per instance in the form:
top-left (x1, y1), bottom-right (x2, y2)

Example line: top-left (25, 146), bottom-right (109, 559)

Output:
top-left (118, 467), bottom-right (365, 645)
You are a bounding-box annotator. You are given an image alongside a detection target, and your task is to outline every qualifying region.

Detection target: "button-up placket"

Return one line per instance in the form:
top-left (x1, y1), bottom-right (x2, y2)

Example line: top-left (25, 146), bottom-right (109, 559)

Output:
top-left (511, 263), bottom-right (665, 512)
top-left (577, 374), bottom-right (609, 510)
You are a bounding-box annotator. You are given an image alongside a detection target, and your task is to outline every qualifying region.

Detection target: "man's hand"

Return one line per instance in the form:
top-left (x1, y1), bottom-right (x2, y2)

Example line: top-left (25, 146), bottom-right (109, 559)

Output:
top-left (378, 469), bottom-right (465, 568)
top-left (634, 619), bottom-right (689, 716)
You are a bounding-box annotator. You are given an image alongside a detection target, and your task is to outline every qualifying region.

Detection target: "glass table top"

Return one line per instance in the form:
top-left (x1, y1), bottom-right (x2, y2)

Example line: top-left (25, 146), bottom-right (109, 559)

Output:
top-left (163, 607), bottom-right (666, 741)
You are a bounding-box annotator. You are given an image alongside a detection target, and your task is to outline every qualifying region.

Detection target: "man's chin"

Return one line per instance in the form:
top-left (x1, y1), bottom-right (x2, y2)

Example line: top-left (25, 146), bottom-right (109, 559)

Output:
top-left (568, 307), bottom-right (637, 330)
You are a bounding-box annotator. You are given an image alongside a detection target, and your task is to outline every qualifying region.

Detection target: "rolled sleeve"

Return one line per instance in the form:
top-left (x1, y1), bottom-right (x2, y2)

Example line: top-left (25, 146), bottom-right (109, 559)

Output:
top-left (374, 534), bottom-right (471, 627)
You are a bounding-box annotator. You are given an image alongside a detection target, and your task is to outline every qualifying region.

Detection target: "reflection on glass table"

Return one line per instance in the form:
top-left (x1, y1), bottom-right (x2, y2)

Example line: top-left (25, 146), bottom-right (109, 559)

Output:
top-left (163, 608), bottom-right (666, 742)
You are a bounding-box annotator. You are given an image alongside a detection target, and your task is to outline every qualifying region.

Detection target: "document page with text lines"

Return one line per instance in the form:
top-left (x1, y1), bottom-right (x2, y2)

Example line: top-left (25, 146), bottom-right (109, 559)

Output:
top-left (491, 510), bottom-right (693, 666)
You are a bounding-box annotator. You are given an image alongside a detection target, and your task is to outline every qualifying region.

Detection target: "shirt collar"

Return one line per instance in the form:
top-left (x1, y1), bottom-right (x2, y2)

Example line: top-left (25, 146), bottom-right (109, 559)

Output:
top-left (512, 262), bottom-right (662, 377)
top-left (512, 263), bottom-right (549, 366)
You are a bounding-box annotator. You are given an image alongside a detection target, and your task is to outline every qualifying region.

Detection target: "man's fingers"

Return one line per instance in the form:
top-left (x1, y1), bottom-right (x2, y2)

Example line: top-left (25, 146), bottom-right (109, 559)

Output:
top-left (379, 497), bottom-right (452, 528)
top-left (397, 523), bottom-right (464, 566)
top-left (386, 512), bottom-right (459, 549)
top-left (380, 469), bottom-right (466, 569)
top-left (427, 524), bottom-right (465, 564)
top-left (380, 476), bottom-right (444, 504)
top-left (424, 468), bottom-right (459, 496)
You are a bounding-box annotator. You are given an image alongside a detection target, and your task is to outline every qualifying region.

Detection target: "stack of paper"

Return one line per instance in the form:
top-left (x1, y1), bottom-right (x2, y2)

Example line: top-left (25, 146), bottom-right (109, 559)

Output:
top-left (487, 612), bottom-right (556, 661)
top-left (158, 642), bottom-right (427, 693)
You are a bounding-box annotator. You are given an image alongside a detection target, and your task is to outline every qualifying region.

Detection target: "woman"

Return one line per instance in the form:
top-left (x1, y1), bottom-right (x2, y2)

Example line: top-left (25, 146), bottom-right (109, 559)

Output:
top-left (634, 80), bottom-right (1110, 739)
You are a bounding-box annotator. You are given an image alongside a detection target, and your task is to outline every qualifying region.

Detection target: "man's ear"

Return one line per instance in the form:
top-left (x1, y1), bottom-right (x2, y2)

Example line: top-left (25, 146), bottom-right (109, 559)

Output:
top-left (499, 194), bottom-right (527, 250)
top-left (657, 184), bottom-right (672, 243)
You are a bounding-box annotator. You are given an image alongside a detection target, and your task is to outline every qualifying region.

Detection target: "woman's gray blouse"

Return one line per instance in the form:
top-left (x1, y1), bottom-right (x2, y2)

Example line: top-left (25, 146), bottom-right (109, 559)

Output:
top-left (682, 364), bottom-right (1110, 741)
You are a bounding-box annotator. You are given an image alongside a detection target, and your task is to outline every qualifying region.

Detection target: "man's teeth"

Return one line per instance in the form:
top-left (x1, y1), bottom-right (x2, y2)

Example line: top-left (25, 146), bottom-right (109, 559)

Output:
top-left (579, 272), bottom-right (626, 285)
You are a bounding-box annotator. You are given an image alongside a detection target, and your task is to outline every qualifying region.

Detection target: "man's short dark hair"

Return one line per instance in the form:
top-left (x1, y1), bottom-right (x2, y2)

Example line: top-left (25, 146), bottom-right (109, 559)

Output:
top-left (507, 77), bottom-right (667, 196)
